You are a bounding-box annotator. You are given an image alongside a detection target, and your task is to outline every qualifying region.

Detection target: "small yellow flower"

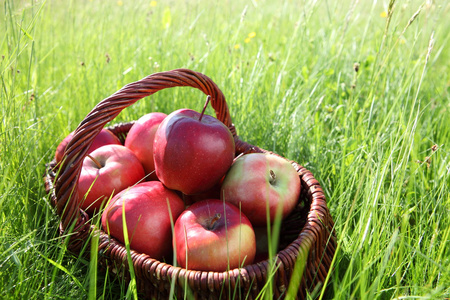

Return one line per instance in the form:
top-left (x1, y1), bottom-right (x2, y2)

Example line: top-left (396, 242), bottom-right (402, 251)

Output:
top-left (234, 44), bottom-right (241, 49)
top-left (244, 37), bottom-right (251, 43)
top-left (248, 32), bottom-right (256, 38)
top-left (150, 1), bottom-right (157, 7)
top-left (380, 11), bottom-right (387, 18)
top-left (117, 0), bottom-right (123, 6)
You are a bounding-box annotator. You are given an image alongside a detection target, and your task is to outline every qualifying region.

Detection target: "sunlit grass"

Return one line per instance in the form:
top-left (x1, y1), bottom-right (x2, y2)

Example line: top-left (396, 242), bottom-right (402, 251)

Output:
top-left (1, 0), bottom-right (449, 299)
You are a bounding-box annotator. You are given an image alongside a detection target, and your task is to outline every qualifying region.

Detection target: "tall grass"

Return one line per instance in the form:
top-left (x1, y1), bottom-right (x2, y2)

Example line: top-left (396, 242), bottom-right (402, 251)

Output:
top-left (1, 0), bottom-right (449, 299)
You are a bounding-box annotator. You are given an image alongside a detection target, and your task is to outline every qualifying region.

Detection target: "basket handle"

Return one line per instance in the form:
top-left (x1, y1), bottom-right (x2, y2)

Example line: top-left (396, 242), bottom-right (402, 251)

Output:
top-left (54, 69), bottom-right (235, 231)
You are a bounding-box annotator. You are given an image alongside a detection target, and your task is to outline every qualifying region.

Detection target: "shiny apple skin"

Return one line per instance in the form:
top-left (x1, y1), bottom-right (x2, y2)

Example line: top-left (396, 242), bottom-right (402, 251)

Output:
top-left (153, 109), bottom-right (235, 195)
top-left (124, 112), bottom-right (167, 180)
top-left (78, 144), bottom-right (145, 214)
top-left (173, 199), bottom-right (256, 272)
top-left (102, 181), bottom-right (185, 261)
top-left (220, 153), bottom-right (301, 226)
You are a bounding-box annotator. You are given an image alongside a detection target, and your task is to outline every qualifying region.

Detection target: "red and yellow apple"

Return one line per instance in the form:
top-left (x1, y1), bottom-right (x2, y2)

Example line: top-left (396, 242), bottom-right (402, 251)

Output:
top-left (55, 129), bottom-right (121, 163)
top-left (173, 199), bottom-right (256, 272)
top-left (124, 112), bottom-right (167, 180)
top-left (78, 144), bottom-right (145, 214)
top-left (153, 105), bottom-right (235, 195)
top-left (220, 153), bottom-right (300, 226)
top-left (102, 181), bottom-right (185, 260)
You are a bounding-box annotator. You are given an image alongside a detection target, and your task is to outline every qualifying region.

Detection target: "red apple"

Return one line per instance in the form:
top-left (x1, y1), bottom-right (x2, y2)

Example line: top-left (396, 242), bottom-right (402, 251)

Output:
top-left (173, 199), bottom-right (256, 272)
top-left (220, 153), bottom-right (301, 226)
top-left (102, 181), bottom-right (185, 260)
top-left (124, 112), bottom-right (167, 180)
top-left (153, 100), bottom-right (235, 195)
top-left (55, 129), bottom-right (122, 163)
top-left (78, 144), bottom-right (145, 214)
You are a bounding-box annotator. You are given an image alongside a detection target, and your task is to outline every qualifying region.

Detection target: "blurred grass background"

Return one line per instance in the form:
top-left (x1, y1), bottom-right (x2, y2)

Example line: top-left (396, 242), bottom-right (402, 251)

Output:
top-left (1, 0), bottom-right (449, 299)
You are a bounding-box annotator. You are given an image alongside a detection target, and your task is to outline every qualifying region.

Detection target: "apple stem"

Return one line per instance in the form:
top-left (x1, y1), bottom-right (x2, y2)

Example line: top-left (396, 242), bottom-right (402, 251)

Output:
top-left (208, 213), bottom-right (221, 230)
top-left (87, 154), bottom-right (103, 168)
top-left (269, 170), bottom-right (276, 185)
top-left (199, 95), bottom-right (211, 122)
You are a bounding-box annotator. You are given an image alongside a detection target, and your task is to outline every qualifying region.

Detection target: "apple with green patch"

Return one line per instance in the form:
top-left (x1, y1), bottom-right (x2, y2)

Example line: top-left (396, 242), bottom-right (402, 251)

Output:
top-left (220, 153), bottom-right (301, 226)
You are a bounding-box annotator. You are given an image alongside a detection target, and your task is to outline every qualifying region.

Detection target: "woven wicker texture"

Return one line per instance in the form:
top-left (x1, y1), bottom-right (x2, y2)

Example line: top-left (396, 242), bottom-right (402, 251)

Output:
top-left (44, 69), bottom-right (336, 299)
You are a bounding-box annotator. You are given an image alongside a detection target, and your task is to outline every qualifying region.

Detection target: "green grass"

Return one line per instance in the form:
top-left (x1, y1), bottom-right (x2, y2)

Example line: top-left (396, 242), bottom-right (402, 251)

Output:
top-left (1, 0), bottom-right (449, 299)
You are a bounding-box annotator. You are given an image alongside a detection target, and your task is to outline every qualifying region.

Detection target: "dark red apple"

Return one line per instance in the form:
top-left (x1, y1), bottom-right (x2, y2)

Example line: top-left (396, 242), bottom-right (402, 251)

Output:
top-left (153, 100), bottom-right (235, 195)
top-left (78, 144), bottom-right (145, 214)
top-left (102, 181), bottom-right (185, 260)
top-left (124, 112), bottom-right (167, 180)
top-left (173, 199), bottom-right (256, 272)
top-left (55, 129), bottom-right (121, 163)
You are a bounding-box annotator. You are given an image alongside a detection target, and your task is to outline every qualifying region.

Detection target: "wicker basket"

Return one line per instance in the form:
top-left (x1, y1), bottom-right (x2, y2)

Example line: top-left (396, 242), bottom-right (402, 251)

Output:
top-left (44, 68), bottom-right (336, 299)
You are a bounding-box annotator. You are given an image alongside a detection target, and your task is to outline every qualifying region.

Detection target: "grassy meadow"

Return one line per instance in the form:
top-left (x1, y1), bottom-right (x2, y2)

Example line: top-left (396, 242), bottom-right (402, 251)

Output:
top-left (1, 0), bottom-right (449, 299)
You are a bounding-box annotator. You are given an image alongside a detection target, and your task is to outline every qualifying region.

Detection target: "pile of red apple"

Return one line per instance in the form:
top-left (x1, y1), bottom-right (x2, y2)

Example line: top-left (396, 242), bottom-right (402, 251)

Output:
top-left (55, 99), bottom-right (301, 272)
